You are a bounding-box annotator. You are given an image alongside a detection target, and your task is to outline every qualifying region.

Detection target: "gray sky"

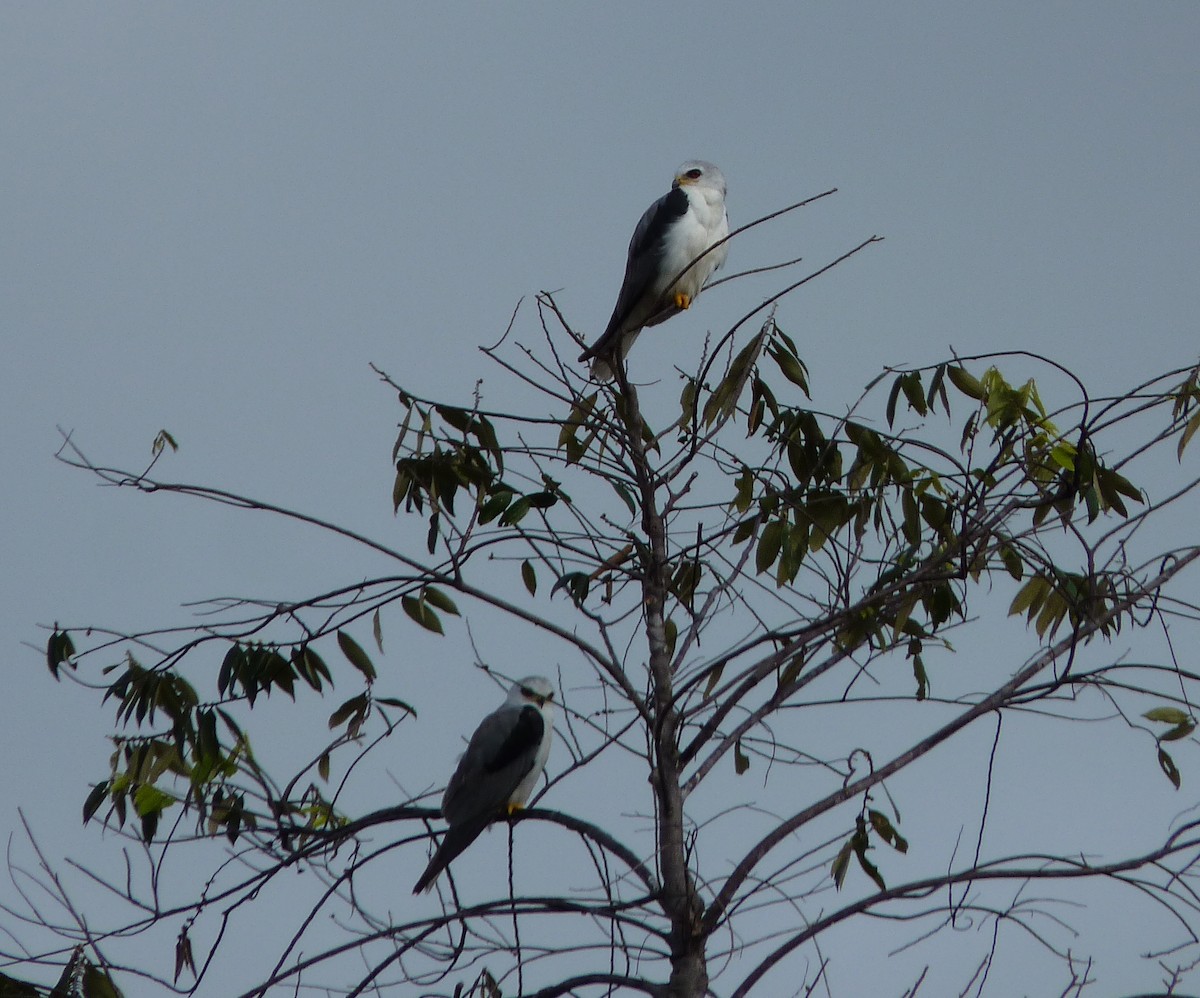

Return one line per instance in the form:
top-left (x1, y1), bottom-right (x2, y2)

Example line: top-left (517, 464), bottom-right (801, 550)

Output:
top-left (3, 4), bottom-right (1198, 995)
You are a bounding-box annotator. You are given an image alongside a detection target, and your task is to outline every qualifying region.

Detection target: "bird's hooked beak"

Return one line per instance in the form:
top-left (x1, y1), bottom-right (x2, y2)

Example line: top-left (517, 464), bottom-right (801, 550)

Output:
top-left (672, 174), bottom-right (694, 190)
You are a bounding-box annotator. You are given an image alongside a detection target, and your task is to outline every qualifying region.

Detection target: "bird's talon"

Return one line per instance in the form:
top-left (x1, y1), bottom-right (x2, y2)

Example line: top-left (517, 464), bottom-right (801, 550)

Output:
top-left (674, 292), bottom-right (692, 310)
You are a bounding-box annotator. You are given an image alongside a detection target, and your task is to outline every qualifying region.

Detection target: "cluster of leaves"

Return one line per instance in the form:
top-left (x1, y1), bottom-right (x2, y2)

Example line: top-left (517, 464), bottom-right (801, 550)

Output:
top-left (1173, 365), bottom-right (1200, 461)
top-left (720, 347), bottom-right (1147, 686)
top-left (52, 625), bottom-right (407, 848)
top-left (391, 395), bottom-right (570, 555)
top-left (1144, 706), bottom-right (1197, 790)
top-left (831, 807), bottom-right (909, 892)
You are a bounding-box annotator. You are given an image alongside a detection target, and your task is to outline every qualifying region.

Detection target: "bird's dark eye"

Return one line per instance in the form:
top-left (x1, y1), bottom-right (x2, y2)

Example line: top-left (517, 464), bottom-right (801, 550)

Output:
top-left (686, 168), bottom-right (703, 179)
top-left (520, 686), bottom-right (533, 698)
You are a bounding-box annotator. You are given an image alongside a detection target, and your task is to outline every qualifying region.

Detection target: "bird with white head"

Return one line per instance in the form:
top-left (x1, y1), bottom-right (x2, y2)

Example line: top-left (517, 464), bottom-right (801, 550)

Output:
top-left (580, 160), bottom-right (730, 380)
top-left (413, 676), bottom-right (555, 894)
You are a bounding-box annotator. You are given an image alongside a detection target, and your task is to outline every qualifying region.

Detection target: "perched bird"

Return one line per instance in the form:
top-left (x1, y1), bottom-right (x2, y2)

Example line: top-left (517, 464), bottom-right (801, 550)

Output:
top-left (580, 160), bottom-right (730, 380)
top-left (412, 676), bottom-right (555, 894)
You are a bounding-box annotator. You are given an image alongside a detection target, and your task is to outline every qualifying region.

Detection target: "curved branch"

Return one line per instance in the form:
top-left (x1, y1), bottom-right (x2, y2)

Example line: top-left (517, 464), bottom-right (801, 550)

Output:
top-left (704, 545), bottom-right (1200, 935)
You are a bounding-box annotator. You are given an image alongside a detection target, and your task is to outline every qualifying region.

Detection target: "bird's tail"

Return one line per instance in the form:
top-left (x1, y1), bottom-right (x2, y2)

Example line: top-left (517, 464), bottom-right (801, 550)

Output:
top-left (580, 330), bottom-right (640, 382)
top-left (589, 357), bottom-right (616, 382)
top-left (412, 817), bottom-right (490, 894)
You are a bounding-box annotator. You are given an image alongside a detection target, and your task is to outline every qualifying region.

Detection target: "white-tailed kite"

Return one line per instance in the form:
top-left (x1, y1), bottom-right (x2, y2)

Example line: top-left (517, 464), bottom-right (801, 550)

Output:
top-left (413, 676), bottom-right (555, 894)
top-left (579, 160), bottom-right (730, 381)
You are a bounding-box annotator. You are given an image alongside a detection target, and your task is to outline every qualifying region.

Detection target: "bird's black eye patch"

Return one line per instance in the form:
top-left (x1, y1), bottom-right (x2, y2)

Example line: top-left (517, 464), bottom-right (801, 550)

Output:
top-left (520, 686), bottom-right (534, 698)
top-left (686, 168), bottom-right (703, 179)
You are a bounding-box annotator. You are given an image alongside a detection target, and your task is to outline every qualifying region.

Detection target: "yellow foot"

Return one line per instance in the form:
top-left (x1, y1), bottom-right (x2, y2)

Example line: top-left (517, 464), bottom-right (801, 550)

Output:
top-left (674, 292), bottom-right (692, 310)
top-left (506, 803), bottom-right (525, 816)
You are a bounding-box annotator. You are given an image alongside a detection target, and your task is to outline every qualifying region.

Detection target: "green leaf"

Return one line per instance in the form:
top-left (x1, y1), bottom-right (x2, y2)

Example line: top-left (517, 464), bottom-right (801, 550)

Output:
top-left (521, 559), bottom-right (538, 596)
top-left (778, 651), bottom-right (804, 691)
top-left (293, 646), bottom-right (330, 692)
top-left (912, 653), bottom-right (928, 701)
top-left (1144, 706), bottom-right (1190, 726)
top-left (500, 496), bottom-right (532, 525)
top-left (901, 372), bottom-right (928, 416)
top-left (769, 342), bottom-right (810, 394)
top-left (999, 544), bottom-right (1024, 582)
top-left (703, 664), bottom-right (725, 699)
top-left (886, 375), bottom-right (903, 428)
top-left (868, 809), bottom-right (909, 853)
top-left (704, 333), bottom-right (762, 426)
top-left (401, 595), bottom-right (444, 635)
top-left (375, 696), bottom-right (416, 716)
top-left (0, 969), bottom-right (44, 996)
top-left (947, 365), bottom-right (985, 400)
top-left (1179, 410), bottom-right (1200, 461)
top-left (831, 840), bottom-right (853, 889)
top-left (337, 630), bottom-right (378, 681)
top-left (81, 963), bottom-right (126, 998)
top-left (435, 404), bottom-right (471, 434)
top-left (756, 519), bottom-right (785, 574)
top-left (83, 781), bottom-right (110, 825)
top-left (478, 489), bottom-right (514, 524)
top-left (679, 377), bottom-right (698, 421)
top-left (855, 846), bottom-right (887, 891)
top-left (422, 586), bottom-right (460, 616)
top-left (734, 739), bottom-right (750, 775)
top-left (372, 608), bottom-right (384, 654)
top-left (927, 364), bottom-right (949, 414)
top-left (1008, 576), bottom-right (1048, 618)
top-left (133, 783), bottom-right (175, 817)
top-left (174, 928), bottom-right (196, 984)
top-left (901, 488), bottom-right (920, 545)
top-left (610, 481), bottom-right (636, 515)
top-left (328, 692), bottom-right (369, 732)
top-left (46, 628), bottom-right (76, 680)
top-left (152, 428), bottom-right (178, 456)
top-left (551, 571), bottom-right (591, 606)
top-left (1158, 746), bottom-right (1182, 789)
top-left (218, 644), bottom-right (245, 695)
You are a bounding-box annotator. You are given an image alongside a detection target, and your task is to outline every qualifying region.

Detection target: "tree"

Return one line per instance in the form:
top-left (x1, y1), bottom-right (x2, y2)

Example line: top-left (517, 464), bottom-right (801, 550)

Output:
top-left (5, 205), bottom-right (1200, 996)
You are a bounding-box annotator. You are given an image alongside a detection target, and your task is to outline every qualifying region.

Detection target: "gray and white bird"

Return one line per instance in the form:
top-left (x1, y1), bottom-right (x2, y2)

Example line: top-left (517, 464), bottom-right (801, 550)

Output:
top-left (412, 676), bottom-right (555, 894)
top-left (580, 160), bottom-right (730, 380)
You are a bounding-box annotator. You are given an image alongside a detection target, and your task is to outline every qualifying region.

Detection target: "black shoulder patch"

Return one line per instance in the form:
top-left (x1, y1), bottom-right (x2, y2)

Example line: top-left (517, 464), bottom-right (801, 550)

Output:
top-left (627, 186), bottom-right (691, 263)
top-left (654, 186), bottom-right (690, 227)
top-left (484, 706), bottom-right (544, 773)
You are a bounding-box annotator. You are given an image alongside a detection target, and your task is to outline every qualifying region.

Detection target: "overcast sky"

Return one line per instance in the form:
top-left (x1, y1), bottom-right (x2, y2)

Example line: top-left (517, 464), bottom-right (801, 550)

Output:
top-left (3, 5), bottom-right (1198, 995)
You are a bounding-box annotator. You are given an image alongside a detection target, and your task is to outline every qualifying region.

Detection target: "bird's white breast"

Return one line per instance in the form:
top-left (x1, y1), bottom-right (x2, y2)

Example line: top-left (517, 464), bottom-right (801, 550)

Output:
top-left (655, 185), bottom-right (729, 301)
top-left (509, 705), bottom-right (554, 807)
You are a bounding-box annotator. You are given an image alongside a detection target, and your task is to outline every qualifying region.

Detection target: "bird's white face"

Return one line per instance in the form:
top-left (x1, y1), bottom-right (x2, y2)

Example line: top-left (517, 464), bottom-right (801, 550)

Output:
top-left (671, 160), bottom-right (727, 202)
top-left (673, 165), bottom-right (706, 189)
top-left (509, 675), bottom-right (555, 711)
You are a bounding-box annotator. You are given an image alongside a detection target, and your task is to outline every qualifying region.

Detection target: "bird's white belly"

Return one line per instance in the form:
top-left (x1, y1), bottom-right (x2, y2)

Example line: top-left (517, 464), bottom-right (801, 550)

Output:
top-left (508, 721), bottom-right (553, 806)
top-left (654, 207), bottom-right (728, 303)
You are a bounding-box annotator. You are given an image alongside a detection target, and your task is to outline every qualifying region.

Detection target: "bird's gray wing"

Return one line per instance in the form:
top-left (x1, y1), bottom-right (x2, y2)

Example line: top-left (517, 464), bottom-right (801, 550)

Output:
top-left (579, 185), bottom-right (691, 363)
top-left (413, 705), bottom-right (545, 893)
top-left (442, 704), bottom-right (545, 824)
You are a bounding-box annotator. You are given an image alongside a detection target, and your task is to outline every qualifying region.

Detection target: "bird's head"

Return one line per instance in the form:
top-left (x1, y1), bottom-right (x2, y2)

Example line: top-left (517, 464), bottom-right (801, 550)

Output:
top-left (672, 160), bottom-right (726, 200)
top-left (510, 676), bottom-right (555, 710)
